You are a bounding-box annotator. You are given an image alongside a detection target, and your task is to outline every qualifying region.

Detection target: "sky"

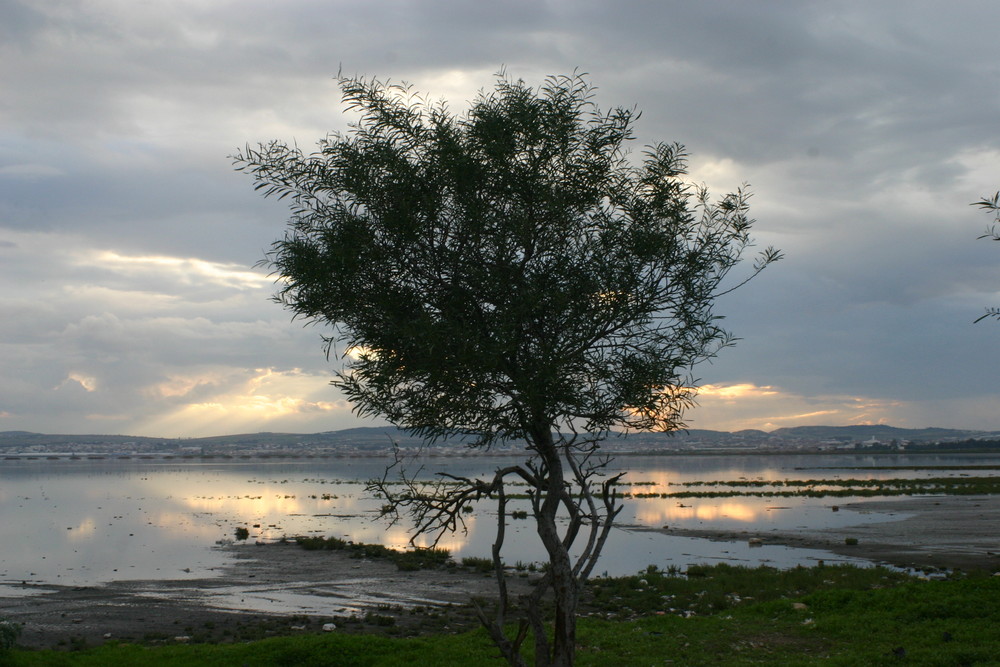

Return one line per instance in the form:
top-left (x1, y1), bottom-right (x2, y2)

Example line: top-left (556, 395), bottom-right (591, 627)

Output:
top-left (1, 0), bottom-right (999, 438)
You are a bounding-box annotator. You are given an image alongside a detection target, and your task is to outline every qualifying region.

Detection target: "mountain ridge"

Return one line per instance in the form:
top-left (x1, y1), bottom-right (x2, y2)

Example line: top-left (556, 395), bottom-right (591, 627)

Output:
top-left (2, 424), bottom-right (999, 453)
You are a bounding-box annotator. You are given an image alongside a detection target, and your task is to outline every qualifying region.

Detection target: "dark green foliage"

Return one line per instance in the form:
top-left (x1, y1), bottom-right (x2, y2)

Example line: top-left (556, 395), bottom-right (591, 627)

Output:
top-left (0, 618), bottom-right (21, 653)
top-left (235, 71), bottom-right (779, 445)
top-left (234, 526), bottom-right (250, 541)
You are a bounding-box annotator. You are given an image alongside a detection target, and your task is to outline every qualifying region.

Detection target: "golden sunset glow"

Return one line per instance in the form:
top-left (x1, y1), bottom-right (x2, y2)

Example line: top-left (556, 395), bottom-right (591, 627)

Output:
top-left (698, 383), bottom-right (779, 400)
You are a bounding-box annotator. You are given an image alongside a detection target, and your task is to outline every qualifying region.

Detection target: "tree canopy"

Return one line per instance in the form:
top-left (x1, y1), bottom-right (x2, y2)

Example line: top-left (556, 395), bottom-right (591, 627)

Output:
top-left (239, 72), bottom-right (778, 445)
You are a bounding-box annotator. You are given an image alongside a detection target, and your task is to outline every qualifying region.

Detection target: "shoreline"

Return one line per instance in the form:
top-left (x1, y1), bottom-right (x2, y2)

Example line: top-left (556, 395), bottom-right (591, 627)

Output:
top-left (642, 494), bottom-right (1000, 572)
top-left (3, 542), bottom-right (533, 649)
top-left (4, 495), bottom-right (999, 649)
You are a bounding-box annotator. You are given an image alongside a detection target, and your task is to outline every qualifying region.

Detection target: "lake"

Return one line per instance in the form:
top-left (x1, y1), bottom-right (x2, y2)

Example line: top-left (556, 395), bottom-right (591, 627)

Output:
top-left (2, 452), bottom-right (998, 594)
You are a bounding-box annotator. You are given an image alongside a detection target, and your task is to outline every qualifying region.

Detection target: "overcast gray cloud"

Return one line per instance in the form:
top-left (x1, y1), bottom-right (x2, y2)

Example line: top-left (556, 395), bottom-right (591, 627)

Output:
top-left (1, 0), bottom-right (998, 436)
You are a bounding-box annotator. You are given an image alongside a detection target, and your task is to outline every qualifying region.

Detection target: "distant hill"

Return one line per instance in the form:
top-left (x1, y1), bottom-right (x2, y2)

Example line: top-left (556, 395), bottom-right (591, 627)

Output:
top-left (0, 427), bottom-right (425, 452)
top-left (0, 431), bottom-right (174, 448)
top-left (2, 424), bottom-right (999, 456)
top-left (766, 425), bottom-right (982, 442)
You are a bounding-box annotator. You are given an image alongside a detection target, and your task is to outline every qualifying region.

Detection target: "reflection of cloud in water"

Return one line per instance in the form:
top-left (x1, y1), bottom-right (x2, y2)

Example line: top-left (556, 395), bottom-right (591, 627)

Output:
top-left (302, 494), bottom-right (365, 513)
top-left (66, 517), bottom-right (99, 541)
top-left (634, 500), bottom-right (760, 525)
top-left (182, 491), bottom-right (304, 517)
top-left (9, 454), bottom-right (965, 588)
top-left (148, 511), bottom-right (225, 540)
top-left (409, 524), bottom-right (472, 553)
top-left (143, 474), bottom-right (371, 522)
top-left (338, 520), bottom-right (473, 554)
top-left (382, 525), bottom-right (420, 550)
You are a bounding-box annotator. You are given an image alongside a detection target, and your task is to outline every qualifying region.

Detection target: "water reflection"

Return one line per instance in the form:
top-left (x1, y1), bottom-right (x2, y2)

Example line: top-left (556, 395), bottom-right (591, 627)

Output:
top-left (634, 500), bottom-right (762, 526)
top-left (1, 453), bottom-right (997, 591)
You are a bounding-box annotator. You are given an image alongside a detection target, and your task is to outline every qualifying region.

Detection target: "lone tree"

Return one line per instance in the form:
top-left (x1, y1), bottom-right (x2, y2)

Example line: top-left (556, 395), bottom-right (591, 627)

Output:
top-left (236, 71), bottom-right (780, 667)
top-left (973, 192), bottom-right (1000, 322)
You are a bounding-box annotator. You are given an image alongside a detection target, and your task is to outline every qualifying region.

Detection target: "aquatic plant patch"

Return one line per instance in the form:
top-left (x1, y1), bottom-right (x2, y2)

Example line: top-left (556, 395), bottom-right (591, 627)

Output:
top-left (618, 475), bottom-right (1000, 499)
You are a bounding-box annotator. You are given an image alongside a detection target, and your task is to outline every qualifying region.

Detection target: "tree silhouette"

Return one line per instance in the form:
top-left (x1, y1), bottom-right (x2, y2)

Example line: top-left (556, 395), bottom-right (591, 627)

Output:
top-left (235, 71), bottom-right (779, 667)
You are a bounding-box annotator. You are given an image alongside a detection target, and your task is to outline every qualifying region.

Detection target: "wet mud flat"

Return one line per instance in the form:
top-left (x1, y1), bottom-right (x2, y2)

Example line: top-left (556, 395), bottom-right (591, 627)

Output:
top-left (4, 495), bottom-right (999, 650)
top-left (652, 494), bottom-right (1000, 573)
top-left (2, 542), bottom-right (533, 649)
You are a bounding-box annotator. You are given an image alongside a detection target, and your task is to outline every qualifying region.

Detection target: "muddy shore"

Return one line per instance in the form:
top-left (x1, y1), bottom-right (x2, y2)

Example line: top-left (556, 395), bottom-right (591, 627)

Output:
top-left (2, 543), bottom-right (534, 649)
top-left (3, 495), bottom-right (998, 650)
top-left (648, 494), bottom-right (1000, 573)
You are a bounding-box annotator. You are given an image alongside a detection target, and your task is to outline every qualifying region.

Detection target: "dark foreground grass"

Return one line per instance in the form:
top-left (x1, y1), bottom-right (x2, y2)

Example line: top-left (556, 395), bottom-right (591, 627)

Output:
top-left (6, 566), bottom-right (1000, 666)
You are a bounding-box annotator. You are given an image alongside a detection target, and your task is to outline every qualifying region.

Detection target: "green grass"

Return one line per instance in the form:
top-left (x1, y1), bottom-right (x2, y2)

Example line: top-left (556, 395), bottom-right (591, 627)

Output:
top-left (3, 633), bottom-right (503, 666)
top-left (461, 556), bottom-right (496, 573)
top-left (7, 566), bottom-right (1000, 666)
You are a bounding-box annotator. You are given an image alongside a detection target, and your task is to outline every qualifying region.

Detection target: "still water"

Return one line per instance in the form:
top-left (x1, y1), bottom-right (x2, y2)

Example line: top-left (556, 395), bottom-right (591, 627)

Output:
top-left (2, 453), bottom-right (997, 591)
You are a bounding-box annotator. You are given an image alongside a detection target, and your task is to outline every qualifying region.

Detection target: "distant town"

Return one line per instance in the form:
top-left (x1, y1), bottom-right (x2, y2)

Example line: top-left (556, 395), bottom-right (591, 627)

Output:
top-left (2, 425), bottom-right (1000, 460)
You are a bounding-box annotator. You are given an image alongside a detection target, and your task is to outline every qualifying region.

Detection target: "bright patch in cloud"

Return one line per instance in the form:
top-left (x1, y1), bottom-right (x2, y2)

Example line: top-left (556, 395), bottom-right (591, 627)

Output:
top-left (137, 368), bottom-right (355, 437)
top-left (149, 374), bottom-right (214, 399)
top-left (419, 68), bottom-right (496, 106)
top-left (60, 373), bottom-right (98, 392)
top-left (85, 251), bottom-right (270, 290)
top-left (690, 383), bottom-right (905, 432)
top-left (687, 156), bottom-right (746, 195)
top-left (698, 383), bottom-right (779, 400)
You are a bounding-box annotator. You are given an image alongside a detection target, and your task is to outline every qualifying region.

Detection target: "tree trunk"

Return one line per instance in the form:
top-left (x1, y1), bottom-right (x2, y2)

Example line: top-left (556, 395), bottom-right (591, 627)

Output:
top-left (532, 427), bottom-right (578, 667)
top-left (537, 512), bottom-right (577, 667)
